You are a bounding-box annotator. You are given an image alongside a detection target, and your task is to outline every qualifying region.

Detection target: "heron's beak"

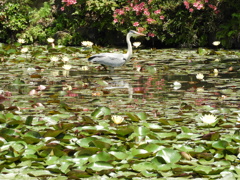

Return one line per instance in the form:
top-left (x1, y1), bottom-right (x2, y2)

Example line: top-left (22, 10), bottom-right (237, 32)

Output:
top-left (136, 32), bottom-right (146, 36)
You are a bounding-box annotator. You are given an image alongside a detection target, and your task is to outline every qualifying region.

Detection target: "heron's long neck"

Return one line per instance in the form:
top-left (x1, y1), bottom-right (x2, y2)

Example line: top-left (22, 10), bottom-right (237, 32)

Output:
top-left (125, 33), bottom-right (132, 62)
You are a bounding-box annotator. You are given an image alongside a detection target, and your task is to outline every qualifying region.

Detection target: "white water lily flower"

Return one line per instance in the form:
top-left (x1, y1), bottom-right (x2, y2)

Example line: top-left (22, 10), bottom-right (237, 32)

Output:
top-left (62, 64), bottom-right (72, 70)
top-left (200, 114), bottom-right (217, 124)
top-left (196, 73), bottom-right (204, 80)
top-left (50, 56), bottom-right (59, 62)
top-left (237, 115), bottom-right (240, 124)
top-left (17, 38), bottom-right (25, 44)
top-left (21, 47), bottom-right (28, 53)
top-left (51, 70), bottom-right (60, 76)
top-left (47, 38), bottom-right (54, 43)
top-left (38, 85), bottom-right (46, 91)
top-left (133, 42), bottom-right (141, 48)
top-left (81, 41), bottom-right (93, 47)
top-left (27, 67), bottom-right (36, 75)
top-left (213, 69), bottom-right (218, 74)
top-left (81, 66), bottom-right (89, 71)
top-left (196, 87), bottom-right (204, 93)
top-left (212, 41), bottom-right (220, 46)
top-left (173, 81), bottom-right (181, 90)
top-left (111, 115), bottom-right (124, 124)
top-left (62, 56), bottom-right (69, 63)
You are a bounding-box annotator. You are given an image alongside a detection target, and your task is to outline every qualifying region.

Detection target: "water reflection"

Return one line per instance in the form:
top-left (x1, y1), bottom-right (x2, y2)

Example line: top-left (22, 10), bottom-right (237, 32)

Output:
top-left (1, 49), bottom-right (240, 117)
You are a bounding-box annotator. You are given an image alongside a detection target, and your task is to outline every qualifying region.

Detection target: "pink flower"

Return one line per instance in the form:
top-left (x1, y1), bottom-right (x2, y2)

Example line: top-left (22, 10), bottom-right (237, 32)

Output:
top-left (208, 4), bottom-right (217, 10)
top-left (125, 7), bottom-right (130, 11)
top-left (133, 22), bottom-right (139, 26)
top-left (160, 15), bottom-right (165, 20)
top-left (184, 1), bottom-right (190, 9)
top-left (148, 32), bottom-right (155, 37)
top-left (144, 8), bottom-right (150, 16)
top-left (205, 0), bottom-right (209, 2)
top-left (113, 19), bottom-right (118, 23)
top-left (62, 0), bottom-right (77, 6)
top-left (197, 4), bottom-right (203, 10)
top-left (214, 10), bottom-right (220, 14)
top-left (115, 9), bottom-right (124, 15)
top-left (139, 2), bottom-right (146, 9)
top-left (193, 2), bottom-right (200, 8)
top-left (137, 27), bottom-right (145, 33)
top-left (147, 18), bottom-right (155, 24)
top-left (154, 9), bottom-right (161, 14)
top-left (60, 6), bottom-right (65, 11)
top-left (133, 6), bottom-right (140, 12)
top-left (189, 8), bottom-right (194, 12)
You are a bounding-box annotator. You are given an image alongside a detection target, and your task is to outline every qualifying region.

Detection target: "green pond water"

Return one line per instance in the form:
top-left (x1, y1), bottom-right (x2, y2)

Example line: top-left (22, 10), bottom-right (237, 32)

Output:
top-left (0, 45), bottom-right (240, 179)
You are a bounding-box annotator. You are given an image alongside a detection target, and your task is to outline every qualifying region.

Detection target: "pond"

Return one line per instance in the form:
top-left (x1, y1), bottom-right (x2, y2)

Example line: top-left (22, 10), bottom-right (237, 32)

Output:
top-left (0, 44), bottom-right (240, 179)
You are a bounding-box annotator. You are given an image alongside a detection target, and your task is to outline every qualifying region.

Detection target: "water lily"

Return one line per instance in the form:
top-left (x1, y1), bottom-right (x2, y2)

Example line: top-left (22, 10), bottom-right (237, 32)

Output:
top-left (21, 47), bottom-right (28, 53)
top-left (17, 38), bottom-right (25, 44)
top-left (200, 114), bottom-right (217, 125)
top-left (50, 56), bottom-right (59, 62)
top-left (213, 69), bottom-right (218, 76)
top-left (133, 42), bottom-right (141, 48)
top-left (62, 64), bottom-right (72, 70)
top-left (212, 41), bottom-right (220, 46)
top-left (196, 73), bottom-right (204, 80)
top-left (81, 41), bottom-right (93, 47)
top-left (237, 115), bottom-right (240, 125)
top-left (196, 87), bottom-right (204, 93)
top-left (62, 56), bottom-right (69, 63)
top-left (27, 67), bottom-right (36, 75)
top-left (47, 38), bottom-right (54, 43)
top-left (173, 81), bottom-right (181, 90)
top-left (80, 66), bottom-right (89, 71)
top-left (38, 85), bottom-right (46, 91)
top-left (111, 115), bottom-right (124, 124)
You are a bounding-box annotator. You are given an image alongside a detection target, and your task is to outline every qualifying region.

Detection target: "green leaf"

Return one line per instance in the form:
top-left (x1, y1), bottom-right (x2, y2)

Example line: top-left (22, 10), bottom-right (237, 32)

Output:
top-left (126, 112), bottom-right (140, 122)
top-left (194, 165), bottom-right (212, 175)
top-left (115, 126), bottom-right (133, 136)
top-left (136, 112), bottom-right (148, 120)
top-left (212, 140), bottom-right (229, 150)
top-left (131, 148), bottom-right (152, 159)
top-left (134, 126), bottom-right (150, 136)
top-left (132, 162), bottom-right (156, 172)
top-left (156, 148), bottom-right (181, 164)
top-left (156, 132), bottom-right (177, 139)
top-left (25, 116), bottom-right (34, 125)
top-left (109, 151), bottom-right (128, 160)
top-left (29, 169), bottom-right (54, 177)
top-left (89, 151), bottom-right (115, 162)
top-left (91, 106), bottom-right (111, 119)
top-left (87, 161), bottom-right (113, 171)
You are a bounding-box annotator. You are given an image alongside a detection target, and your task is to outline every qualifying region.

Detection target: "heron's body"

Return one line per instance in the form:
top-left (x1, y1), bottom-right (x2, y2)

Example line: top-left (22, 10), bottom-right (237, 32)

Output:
top-left (88, 30), bottom-right (145, 72)
top-left (88, 53), bottom-right (127, 67)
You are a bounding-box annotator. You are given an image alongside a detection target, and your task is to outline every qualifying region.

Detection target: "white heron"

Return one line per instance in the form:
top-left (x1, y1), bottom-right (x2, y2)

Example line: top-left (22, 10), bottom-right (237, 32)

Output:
top-left (88, 30), bottom-right (145, 72)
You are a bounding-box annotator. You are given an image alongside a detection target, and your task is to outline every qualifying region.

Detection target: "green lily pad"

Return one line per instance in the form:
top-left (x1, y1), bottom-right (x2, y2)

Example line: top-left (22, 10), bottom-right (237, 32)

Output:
top-left (87, 161), bottom-right (114, 171)
top-left (212, 140), bottom-right (229, 150)
top-left (156, 148), bottom-right (181, 164)
top-left (91, 106), bottom-right (111, 119)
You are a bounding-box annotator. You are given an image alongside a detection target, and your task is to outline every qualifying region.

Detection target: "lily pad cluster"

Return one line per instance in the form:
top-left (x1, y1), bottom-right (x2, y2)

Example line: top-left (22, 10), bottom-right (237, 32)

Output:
top-left (0, 43), bottom-right (240, 179)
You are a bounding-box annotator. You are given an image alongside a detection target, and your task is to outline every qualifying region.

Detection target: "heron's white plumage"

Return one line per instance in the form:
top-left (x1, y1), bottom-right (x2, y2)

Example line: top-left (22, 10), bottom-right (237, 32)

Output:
top-left (88, 30), bottom-right (145, 71)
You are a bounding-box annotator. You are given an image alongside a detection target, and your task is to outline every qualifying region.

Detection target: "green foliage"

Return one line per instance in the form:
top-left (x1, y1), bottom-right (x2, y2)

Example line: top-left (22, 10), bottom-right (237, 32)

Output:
top-left (0, 0), bottom-right (31, 42)
top-left (1, 0), bottom-right (240, 48)
top-left (214, 0), bottom-right (240, 48)
top-left (20, 2), bottom-right (54, 43)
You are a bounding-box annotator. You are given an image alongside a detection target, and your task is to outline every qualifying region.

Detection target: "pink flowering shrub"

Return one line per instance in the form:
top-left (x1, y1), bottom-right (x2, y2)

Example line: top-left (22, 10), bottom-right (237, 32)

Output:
top-left (113, 0), bottom-right (221, 47)
top-left (62, 0), bottom-right (77, 6)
